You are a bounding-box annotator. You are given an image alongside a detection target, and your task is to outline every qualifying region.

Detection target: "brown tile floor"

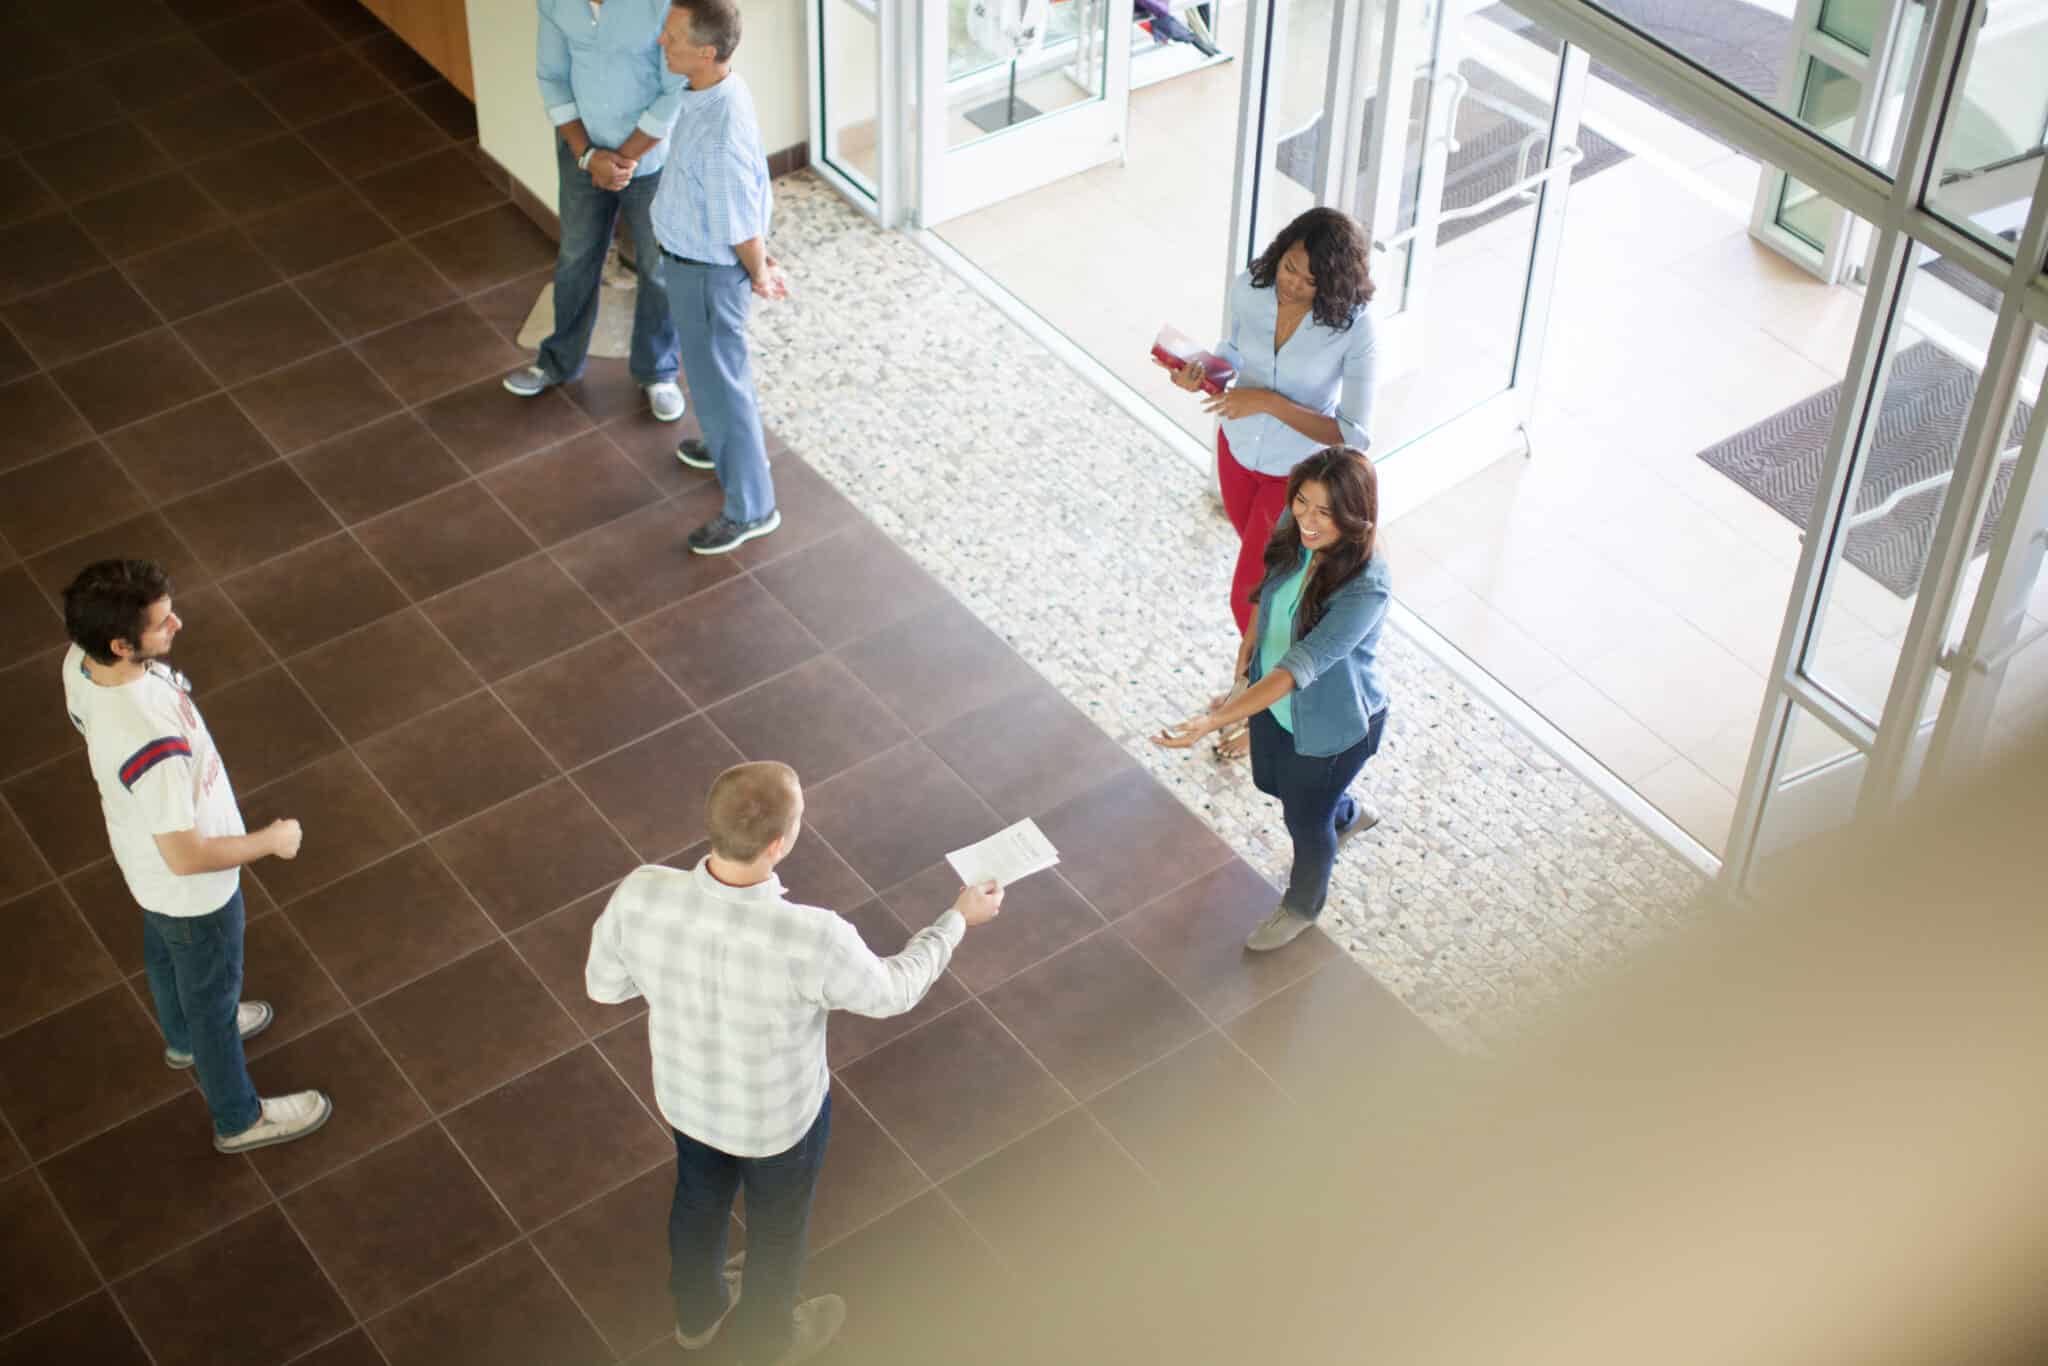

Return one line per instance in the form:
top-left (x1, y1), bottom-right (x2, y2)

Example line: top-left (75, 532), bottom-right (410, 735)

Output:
top-left (0, 3), bottom-right (1441, 1363)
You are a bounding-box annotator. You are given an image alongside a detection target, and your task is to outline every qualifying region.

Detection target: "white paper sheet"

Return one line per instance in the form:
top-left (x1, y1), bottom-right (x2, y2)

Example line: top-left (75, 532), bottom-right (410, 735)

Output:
top-left (945, 818), bottom-right (1060, 890)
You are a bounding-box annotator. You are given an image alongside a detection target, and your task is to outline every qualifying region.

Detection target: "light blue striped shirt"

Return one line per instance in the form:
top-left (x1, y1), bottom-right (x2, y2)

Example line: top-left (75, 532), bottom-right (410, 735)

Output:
top-left (1213, 269), bottom-right (1378, 476)
top-left (536, 0), bottom-right (685, 178)
top-left (650, 72), bottom-right (773, 266)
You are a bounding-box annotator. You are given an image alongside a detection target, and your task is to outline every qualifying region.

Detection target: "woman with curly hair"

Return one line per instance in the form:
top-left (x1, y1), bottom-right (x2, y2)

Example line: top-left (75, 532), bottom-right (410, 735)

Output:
top-left (1169, 207), bottom-right (1377, 756)
top-left (1152, 446), bottom-right (1390, 951)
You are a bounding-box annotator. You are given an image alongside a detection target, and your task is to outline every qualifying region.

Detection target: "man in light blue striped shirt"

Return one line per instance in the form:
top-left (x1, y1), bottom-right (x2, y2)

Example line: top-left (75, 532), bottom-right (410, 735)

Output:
top-left (651, 0), bottom-right (789, 556)
top-left (505, 0), bottom-right (687, 423)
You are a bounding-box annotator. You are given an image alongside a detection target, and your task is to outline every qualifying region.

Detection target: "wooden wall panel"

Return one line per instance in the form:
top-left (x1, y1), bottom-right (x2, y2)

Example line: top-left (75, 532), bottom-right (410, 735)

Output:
top-left (368, 0), bottom-right (475, 101)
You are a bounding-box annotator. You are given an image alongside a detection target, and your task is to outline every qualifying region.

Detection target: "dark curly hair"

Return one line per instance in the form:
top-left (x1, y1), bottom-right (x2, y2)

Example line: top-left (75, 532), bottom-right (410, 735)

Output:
top-left (1250, 447), bottom-right (1378, 635)
top-left (1248, 208), bottom-right (1375, 331)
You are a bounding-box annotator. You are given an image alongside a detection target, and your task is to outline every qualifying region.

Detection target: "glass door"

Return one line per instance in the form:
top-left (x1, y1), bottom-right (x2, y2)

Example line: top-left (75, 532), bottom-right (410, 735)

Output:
top-left (1748, 0), bottom-right (1926, 281)
top-left (808, 0), bottom-right (903, 223)
top-left (916, 0), bottom-right (1136, 224)
top-left (1351, 0), bottom-right (1588, 504)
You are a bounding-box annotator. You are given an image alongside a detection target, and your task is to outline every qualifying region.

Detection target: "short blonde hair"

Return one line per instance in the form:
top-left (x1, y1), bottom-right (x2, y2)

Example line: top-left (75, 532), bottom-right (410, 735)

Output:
top-left (705, 761), bottom-right (800, 861)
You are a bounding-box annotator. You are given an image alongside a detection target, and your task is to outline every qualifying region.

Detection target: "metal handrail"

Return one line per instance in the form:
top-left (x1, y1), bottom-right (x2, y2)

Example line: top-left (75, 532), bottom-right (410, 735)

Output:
top-left (1372, 144), bottom-right (1585, 253)
top-left (1843, 443), bottom-right (2023, 529)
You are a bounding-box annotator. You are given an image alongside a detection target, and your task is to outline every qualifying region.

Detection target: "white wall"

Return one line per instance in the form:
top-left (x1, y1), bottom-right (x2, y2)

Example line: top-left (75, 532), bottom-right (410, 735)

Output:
top-left (466, 0), bottom-right (812, 209)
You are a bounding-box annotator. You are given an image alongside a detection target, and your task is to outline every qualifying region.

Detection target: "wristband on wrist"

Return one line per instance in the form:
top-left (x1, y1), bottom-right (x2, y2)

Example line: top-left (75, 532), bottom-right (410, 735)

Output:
top-left (577, 146), bottom-right (597, 172)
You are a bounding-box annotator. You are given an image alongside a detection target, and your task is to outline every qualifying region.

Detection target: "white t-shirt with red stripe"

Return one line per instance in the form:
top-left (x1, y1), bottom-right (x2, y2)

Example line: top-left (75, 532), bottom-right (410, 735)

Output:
top-left (61, 644), bottom-right (244, 918)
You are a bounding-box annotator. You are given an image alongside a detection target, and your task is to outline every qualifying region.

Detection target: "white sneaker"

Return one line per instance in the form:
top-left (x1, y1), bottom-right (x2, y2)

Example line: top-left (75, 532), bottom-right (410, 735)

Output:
top-left (766, 1295), bottom-right (846, 1365)
top-left (646, 380), bottom-right (686, 422)
top-left (165, 1000), bottom-right (273, 1069)
top-left (675, 1252), bottom-right (745, 1350)
top-left (214, 1090), bottom-right (333, 1154)
top-left (503, 364), bottom-right (551, 397)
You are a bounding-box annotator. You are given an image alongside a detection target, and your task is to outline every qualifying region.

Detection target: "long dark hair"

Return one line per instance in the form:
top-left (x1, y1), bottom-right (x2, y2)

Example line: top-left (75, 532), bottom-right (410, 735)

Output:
top-left (1250, 447), bottom-right (1378, 637)
top-left (1248, 208), bottom-right (1375, 331)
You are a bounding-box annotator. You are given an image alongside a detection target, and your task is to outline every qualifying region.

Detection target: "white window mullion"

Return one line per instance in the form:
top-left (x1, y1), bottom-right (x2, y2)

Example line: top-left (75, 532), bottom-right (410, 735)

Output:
top-left (1720, 0), bottom-right (1983, 886)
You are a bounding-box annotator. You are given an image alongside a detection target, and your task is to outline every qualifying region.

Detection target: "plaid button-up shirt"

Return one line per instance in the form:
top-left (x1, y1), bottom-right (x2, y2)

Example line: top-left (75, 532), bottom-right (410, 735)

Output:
top-left (587, 859), bottom-right (963, 1156)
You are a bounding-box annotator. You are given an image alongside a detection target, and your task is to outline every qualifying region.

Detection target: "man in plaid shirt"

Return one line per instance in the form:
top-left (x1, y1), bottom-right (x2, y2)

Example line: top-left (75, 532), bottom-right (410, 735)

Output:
top-left (587, 761), bottom-right (1002, 1364)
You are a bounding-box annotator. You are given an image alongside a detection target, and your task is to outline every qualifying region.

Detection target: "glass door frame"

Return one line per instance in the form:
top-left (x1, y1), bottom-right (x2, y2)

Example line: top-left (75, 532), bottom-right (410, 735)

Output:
top-left (1510, 0), bottom-right (2048, 891)
top-left (806, 0), bottom-right (909, 227)
top-left (1747, 0), bottom-right (1927, 283)
top-left (807, 0), bottom-right (1136, 229)
top-left (914, 0), bottom-right (1136, 226)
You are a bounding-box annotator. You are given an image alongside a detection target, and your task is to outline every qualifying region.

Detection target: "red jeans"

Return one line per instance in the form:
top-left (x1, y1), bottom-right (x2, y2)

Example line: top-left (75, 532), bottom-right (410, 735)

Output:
top-left (1217, 430), bottom-right (1291, 635)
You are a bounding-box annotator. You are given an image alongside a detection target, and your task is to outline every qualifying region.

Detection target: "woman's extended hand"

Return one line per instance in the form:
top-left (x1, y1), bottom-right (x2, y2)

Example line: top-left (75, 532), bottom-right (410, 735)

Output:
top-left (1170, 359), bottom-right (1206, 392)
top-left (1152, 711), bottom-right (1220, 749)
top-left (1203, 385), bottom-right (1271, 419)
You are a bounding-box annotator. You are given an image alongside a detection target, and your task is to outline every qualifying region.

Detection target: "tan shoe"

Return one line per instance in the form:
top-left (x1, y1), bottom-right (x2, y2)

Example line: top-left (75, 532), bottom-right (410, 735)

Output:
top-left (1245, 905), bottom-right (1315, 952)
top-left (762, 1294), bottom-right (846, 1365)
top-left (214, 1091), bottom-right (332, 1154)
top-left (676, 1252), bottom-right (746, 1350)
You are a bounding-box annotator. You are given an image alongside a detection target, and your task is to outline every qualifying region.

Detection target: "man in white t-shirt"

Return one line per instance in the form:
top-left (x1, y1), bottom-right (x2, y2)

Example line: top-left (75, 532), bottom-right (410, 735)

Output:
top-left (61, 559), bottom-right (332, 1154)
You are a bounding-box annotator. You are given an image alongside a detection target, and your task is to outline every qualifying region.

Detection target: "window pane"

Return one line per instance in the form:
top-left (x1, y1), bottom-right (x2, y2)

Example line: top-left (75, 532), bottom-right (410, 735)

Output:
top-left (1580, 0), bottom-right (1881, 164)
top-left (1800, 242), bottom-right (2029, 728)
top-left (1382, 156), bottom-right (1874, 857)
top-left (1926, 8), bottom-right (2048, 253)
top-left (1745, 703), bottom-right (1866, 897)
top-left (1776, 175), bottom-right (1837, 248)
top-left (818, 0), bottom-right (882, 196)
top-left (1795, 55), bottom-right (1861, 152)
top-left (1972, 328), bottom-right (2048, 758)
top-left (1816, 0), bottom-right (1883, 56)
top-left (1249, 0), bottom-right (1367, 260)
top-left (943, 0), bottom-right (1110, 148)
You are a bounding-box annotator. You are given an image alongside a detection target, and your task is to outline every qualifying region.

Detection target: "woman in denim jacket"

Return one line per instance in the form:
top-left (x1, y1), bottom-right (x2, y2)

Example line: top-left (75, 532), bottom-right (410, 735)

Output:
top-left (1154, 447), bottom-right (1389, 951)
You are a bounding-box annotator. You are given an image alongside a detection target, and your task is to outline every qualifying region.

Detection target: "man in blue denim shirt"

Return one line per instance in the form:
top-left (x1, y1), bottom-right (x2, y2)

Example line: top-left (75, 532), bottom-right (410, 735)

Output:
top-left (505, 0), bottom-right (687, 422)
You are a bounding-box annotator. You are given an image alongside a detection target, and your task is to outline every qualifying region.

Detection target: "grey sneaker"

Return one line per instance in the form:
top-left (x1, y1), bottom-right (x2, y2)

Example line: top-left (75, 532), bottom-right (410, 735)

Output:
top-left (165, 1000), bottom-right (273, 1069)
top-left (675, 1252), bottom-right (745, 1349)
top-left (688, 510), bottom-right (781, 555)
top-left (1245, 905), bottom-right (1315, 952)
top-left (214, 1090), bottom-right (333, 1154)
top-left (502, 364), bottom-right (551, 396)
top-left (647, 380), bottom-right (685, 422)
top-left (766, 1294), bottom-right (846, 1365)
top-left (675, 437), bottom-right (715, 470)
top-left (1336, 796), bottom-right (1380, 851)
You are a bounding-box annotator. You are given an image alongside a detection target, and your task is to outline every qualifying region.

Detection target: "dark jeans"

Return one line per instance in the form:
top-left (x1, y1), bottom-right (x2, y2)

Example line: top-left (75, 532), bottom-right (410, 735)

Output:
top-left (142, 888), bottom-right (261, 1137)
top-left (537, 139), bottom-right (678, 387)
top-left (670, 1092), bottom-right (831, 1362)
top-left (1249, 706), bottom-right (1387, 919)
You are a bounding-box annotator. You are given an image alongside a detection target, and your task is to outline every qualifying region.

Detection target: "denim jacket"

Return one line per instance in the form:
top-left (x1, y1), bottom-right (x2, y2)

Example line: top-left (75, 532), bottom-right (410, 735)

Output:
top-left (1246, 543), bottom-right (1391, 757)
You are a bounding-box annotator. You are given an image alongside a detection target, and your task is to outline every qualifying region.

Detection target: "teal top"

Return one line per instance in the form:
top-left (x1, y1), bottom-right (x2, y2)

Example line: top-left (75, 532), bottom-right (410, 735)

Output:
top-left (1257, 548), bottom-right (1312, 732)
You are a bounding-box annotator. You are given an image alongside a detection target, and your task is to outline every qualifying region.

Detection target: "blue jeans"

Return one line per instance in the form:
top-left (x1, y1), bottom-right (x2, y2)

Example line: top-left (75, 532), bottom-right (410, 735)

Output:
top-left (663, 259), bottom-right (775, 524)
top-left (1249, 706), bottom-right (1386, 919)
top-left (143, 888), bottom-right (261, 1137)
top-left (537, 140), bottom-right (679, 387)
top-left (670, 1092), bottom-right (831, 1363)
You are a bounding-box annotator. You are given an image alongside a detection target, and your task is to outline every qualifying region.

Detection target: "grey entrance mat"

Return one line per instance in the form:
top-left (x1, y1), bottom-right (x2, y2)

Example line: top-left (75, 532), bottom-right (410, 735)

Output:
top-left (1923, 230), bottom-right (2020, 311)
top-left (1483, 0), bottom-right (1790, 152)
top-left (1275, 63), bottom-right (1629, 249)
top-left (1698, 340), bottom-right (2033, 597)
